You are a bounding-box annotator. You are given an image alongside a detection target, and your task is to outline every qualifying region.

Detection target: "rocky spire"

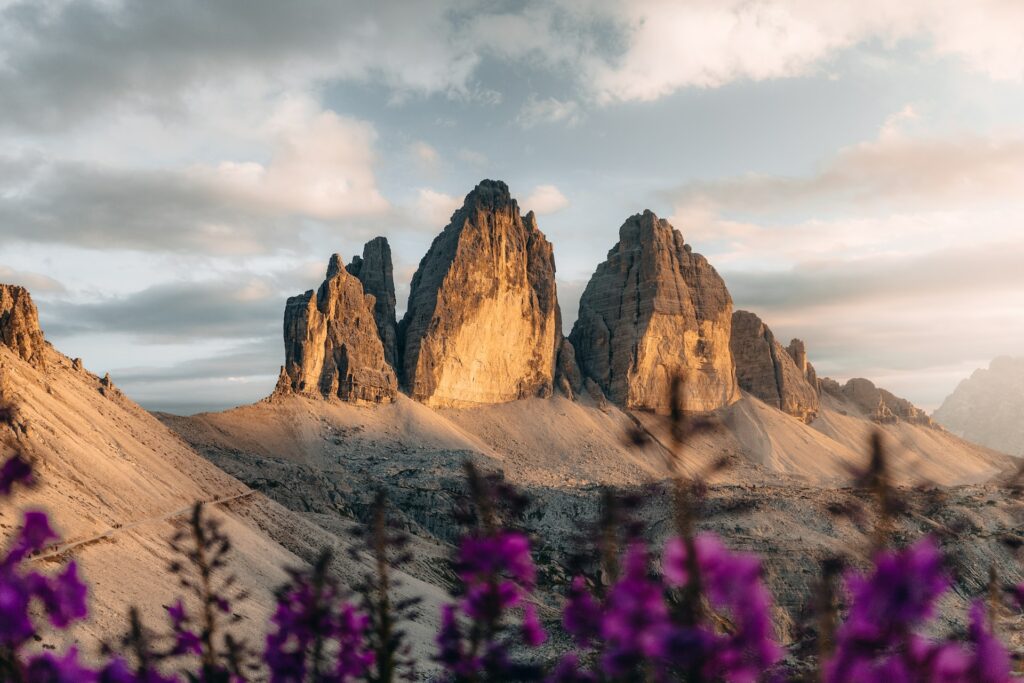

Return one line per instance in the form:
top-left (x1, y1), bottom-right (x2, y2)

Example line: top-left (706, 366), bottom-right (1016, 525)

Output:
top-left (0, 284), bottom-right (47, 369)
top-left (347, 237), bottom-right (398, 369)
top-left (786, 338), bottom-right (819, 393)
top-left (279, 256), bottom-right (397, 403)
top-left (399, 179), bottom-right (561, 407)
top-left (568, 210), bottom-right (738, 414)
top-left (730, 310), bottom-right (819, 423)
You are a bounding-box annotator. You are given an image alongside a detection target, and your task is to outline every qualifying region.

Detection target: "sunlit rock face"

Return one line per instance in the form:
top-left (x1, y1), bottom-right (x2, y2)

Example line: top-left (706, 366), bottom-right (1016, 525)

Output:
top-left (399, 180), bottom-right (560, 407)
top-left (0, 284), bottom-right (47, 369)
top-left (280, 251), bottom-right (397, 403)
top-left (568, 210), bottom-right (739, 415)
top-left (347, 236), bottom-right (399, 369)
top-left (731, 310), bottom-right (819, 423)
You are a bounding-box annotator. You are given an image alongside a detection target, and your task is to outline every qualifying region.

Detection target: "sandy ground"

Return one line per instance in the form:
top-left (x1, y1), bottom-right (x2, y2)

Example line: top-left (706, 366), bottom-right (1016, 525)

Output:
top-left (0, 346), bottom-right (447, 668)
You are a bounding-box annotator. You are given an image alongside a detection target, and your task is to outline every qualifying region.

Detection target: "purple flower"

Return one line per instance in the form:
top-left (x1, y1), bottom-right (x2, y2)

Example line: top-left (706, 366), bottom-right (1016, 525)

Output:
top-left (5, 511), bottom-right (58, 565)
top-left (0, 453), bottom-right (33, 497)
top-left (826, 537), bottom-right (953, 682)
top-left (436, 603), bottom-right (480, 678)
top-left (545, 654), bottom-right (597, 683)
top-left (457, 531), bottom-right (536, 588)
top-left (662, 533), bottom-right (782, 680)
top-left (522, 603), bottom-right (546, 647)
top-left (29, 561), bottom-right (88, 628)
top-left (165, 600), bottom-right (201, 656)
top-left (966, 601), bottom-right (1012, 683)
top-left (25, 647), bottom-right (97, 682)
top-left (336, 603), bottom-right (375, 681)
top-left (562, 576), bottom-right (601, 648)
top-left (601, 543), bottom-right (670, 676)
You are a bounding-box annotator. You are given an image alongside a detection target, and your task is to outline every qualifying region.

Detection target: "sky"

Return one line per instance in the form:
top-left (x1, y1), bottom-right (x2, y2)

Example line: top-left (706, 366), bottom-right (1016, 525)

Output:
top-left (2, 0), bottom-right (1024, 414)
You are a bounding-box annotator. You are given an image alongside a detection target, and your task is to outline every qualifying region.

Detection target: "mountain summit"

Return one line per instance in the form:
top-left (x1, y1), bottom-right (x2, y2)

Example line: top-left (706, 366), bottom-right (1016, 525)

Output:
top-left (569, 210), bottom-right (739, 414)
top-left (399, 179), bottom-right (561, 407)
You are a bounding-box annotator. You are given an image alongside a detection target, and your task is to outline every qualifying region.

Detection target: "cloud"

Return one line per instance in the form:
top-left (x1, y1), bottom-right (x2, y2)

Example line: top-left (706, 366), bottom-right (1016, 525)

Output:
top-left (410, 141), bottom-right (440, 171)
top-left (522, 185), bottom-right (569, 214)
top-left (0, 0), bottom-right (483, 132)
top-left (413, 188), bottom-right (462, 228)
top-left (0, 266), bottom-right (65, 293)
top-left (0, 99), bottom-right (390, 254)
top-left (43, 278), bottom-right (283, 343)
top-left (515, 95), bottom-right (582, 128)
top-left (585, 0), bottom-right (1024, 103)
top-left (3, 0), bottom-right (1024, 132)
top-left (664, 118), bottom-right (1024, 408)
top-left (458, 148), bottom-right (489, 168)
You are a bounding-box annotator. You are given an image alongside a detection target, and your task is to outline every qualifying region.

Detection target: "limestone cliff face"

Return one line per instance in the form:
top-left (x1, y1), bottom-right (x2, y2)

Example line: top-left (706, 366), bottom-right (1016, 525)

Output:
top-left (399, 180), bottom-right (560, 407)
top-left (0, 284), bottom-right (47, 369)
top-left (730, 311), bottom-right (819, 422)
top-left (568, 210), bottom-right (738, 414)
top-left (280, 254), bottom-right (397, 403)
top-left (347, 237), bottom-right (398, 369)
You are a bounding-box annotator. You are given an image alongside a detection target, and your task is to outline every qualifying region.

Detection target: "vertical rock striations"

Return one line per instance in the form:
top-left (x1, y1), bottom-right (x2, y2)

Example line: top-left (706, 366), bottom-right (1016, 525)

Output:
top-left (347, 236), bottom-right (399, 369)
top-left (0, 284), bottom-right (47, 369)
top-left (568, 210), bottom-right (738, 415)
top-left (730, 310), bottom-right (819, 423)
top-left (280, 254), bottom-right (397, 403)
top-left (399, 180), bottom-right (561, 407)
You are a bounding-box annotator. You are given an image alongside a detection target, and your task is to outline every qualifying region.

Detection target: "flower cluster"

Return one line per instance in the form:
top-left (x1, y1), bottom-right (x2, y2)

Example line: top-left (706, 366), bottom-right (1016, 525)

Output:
top-left (0, 452), bottom-right (89, 682)
top-left (265, 553), bottom-right (374, 683)
top-left (823, 537), bottom-right (1015, 683)
top-left (437, 528), bottom-right (546, 680)
top-left (554, 533), bottom-right (781, 682)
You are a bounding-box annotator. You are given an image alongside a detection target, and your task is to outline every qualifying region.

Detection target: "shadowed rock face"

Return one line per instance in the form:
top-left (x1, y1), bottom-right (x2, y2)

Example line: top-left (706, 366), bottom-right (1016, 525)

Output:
top-left (399, 180), bottom-right (561, 407)
top-left (568, 210), bottom-right (738, 414)
top-left (934, 357), bottom-right (1024, 455)
top-left (731, 310), bottom-right (819, 423)
top-left (347, 237), bottom-right (398, 369)
top-left (280, 254), bottom-right (397, 403)
top-left (0, 284), bottom-right (47, 369)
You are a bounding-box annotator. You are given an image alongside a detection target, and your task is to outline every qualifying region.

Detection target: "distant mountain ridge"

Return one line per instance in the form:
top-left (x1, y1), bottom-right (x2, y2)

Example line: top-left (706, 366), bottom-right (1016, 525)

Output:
top-left (934, 357), bottom-right (1024, 456)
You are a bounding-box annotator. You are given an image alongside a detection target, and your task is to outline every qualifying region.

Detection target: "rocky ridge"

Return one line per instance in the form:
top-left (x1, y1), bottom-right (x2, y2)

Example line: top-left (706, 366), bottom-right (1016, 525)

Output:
top-left (346, 236), bottom-right (399, 369)
top-left (279, 251), bottom-right (397, 403)
top-left (730, 310), bottom-right (819, 423)
top-left (933, 357), bottom-right (1024, 455)
top-left (820, 377), bottom-right (936, 427)
top-left (0, 284), bottom-right (48, 370)
top-left (568, 210), bottom-right (739, 415)
top-left (399, 180), bottom-right (561, 407)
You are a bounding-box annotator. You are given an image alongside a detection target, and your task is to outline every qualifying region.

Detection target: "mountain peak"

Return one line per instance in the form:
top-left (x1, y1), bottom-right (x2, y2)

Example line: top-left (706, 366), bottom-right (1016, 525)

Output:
top-left (0, 284), bottom-right (47, 370)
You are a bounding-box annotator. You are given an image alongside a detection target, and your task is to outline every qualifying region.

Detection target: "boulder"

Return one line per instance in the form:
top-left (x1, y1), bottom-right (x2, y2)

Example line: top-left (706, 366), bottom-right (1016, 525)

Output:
top-left (280, 255), bottom-right (397, 403)
top-left (730, 311), bottom-right (819, 423)
top-left (399, 180), bottom-right (560, 407)
top-left (568, 210), bottom-right (738, 414)
top-left (347, 237), bottom-right (398, 369)
top-left (0, 284), bottom-right (47, 369)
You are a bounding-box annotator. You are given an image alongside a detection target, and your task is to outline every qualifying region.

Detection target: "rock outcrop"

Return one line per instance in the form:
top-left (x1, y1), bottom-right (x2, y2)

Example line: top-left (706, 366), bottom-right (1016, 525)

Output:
top-left (555, 339), bottom-right (582, 400)
top-left (399, 180), bottom-right (560, 407)
top-left (568, 210), bottom-right (738, 414)
top-left (823, 377), bottom-right (935, 427)
top-left (933, 357), bottom-right (1024, 455)
top-left (786, 339), bottom-right (819, 393)
top-left (0, 284), bottom-right (47, 369)
top-left (280, 255), bottom-right (397, 403)
top-left (346, 237), bottom-right (398, 369)
top-left (730, 311), bottom-right (819, 423)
